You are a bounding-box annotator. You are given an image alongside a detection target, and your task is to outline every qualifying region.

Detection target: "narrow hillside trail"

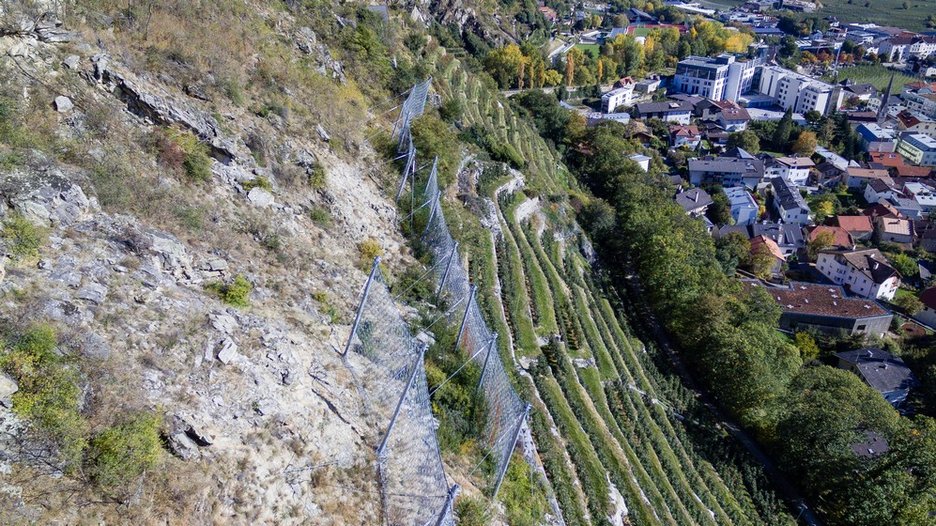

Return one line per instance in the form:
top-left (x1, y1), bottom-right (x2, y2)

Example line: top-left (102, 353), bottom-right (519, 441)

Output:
top-left (621, 274), bottom-right (823, 526)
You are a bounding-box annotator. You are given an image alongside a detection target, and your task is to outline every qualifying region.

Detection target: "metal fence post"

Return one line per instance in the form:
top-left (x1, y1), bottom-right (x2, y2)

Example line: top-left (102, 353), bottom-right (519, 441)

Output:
top-left (396, 143), bottom-right (415, 202)
top-left (476, 333), bottom-right (498, 393)
top-left (452, 285), bottom-right (476, 354)
top-left (342, 257), bottom-right (381, 357)
top-left (423, 195), bottom-right (440, 235)
top-left (433, 483), bottom-right (460, 526)
top-left (376, 344), bottom-right (426, 459)
top-left (436, 242), bottom-right (459, 299)
top-left (492, 403), bottom-right (532, 500)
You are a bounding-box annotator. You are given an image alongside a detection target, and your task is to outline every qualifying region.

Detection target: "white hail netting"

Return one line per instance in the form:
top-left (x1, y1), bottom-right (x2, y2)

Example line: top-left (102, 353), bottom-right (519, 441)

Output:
top-left (346, 266), bottom-right (453, 525)
top-left (395, 78), bottom-right (432, 150)
top-left (419, 161), bottom-right (528, 489)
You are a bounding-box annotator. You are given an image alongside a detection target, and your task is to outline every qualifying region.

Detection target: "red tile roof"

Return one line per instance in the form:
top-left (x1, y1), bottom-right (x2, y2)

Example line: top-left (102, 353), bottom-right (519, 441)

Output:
top-left (806, 225), bottom-right (853, 248)
top-left (768, 282), bottom-right (889, 318)
top-left (922, 287), bottom-right (936, 310)
top-left (835, 215), bottom-right (873, 234)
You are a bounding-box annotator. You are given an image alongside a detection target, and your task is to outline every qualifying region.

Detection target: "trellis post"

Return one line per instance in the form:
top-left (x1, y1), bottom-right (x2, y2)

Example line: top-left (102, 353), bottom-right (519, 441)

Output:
top-left (376, 344), bottom-right (426, 459)
top-left (452, 285), bottom-right (476, 354)
top-left (436, 242), bottom-right (459, 300)
top-left (342, 257), bottom-right (381, 357)
top-left (492, 403), bottom-right (532, 499)
top-left (476, 333), bottom-right (498, 393)
top-left (433, 483), bottom-right (460, 526)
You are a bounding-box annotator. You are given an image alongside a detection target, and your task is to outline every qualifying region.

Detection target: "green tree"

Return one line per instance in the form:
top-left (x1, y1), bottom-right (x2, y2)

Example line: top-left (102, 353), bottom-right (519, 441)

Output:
top-left (86, 412), bottom-right (162, 491)
top-left (894, 293), bottom-right (924, 315)
top-left (794, 331), bottom-right (821, 362)
top-left (726, 129), bottom-right (760, 154)
top-left (707, 189), bottom-right (732, 226)
top-left (773, 108), bottom-right (794, 151)
top-left (715, 231), bottom-right (750, 275)
top-left (890, 253), bottom-right (918, 279)
top-left (808, 230), bottom-right (836, 261)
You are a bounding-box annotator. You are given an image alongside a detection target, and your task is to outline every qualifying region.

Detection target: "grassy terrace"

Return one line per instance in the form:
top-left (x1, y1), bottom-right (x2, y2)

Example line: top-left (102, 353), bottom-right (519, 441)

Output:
top-left (429, 51), bottom-right (787, 526)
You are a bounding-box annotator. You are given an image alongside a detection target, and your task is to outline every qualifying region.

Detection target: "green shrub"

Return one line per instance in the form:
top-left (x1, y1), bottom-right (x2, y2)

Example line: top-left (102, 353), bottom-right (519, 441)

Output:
top-left (454, 496), bottom-right (489, 526)
top-left (309, 164), bottom-right (327, 189)
top-left (312, 290), bottom-right (340, 323)
top-left (0, 323), bottom-right (88, 470)
top-left (309, 205), bottom-right (331, 227)
top-left (242, 176), bottom-right (272, 192)
top-left (358, 238), bottom-right (382, 263)
top-left (205, 274), bottom-right (252, 307)
top-left (86, 412), bottom-right (162, 490)
top-left (168, 129), bottom-right (213, 182)
top-left (499, 452), bottom-right (548, 526)
top-left (2, 213), bottom-right (46, 262)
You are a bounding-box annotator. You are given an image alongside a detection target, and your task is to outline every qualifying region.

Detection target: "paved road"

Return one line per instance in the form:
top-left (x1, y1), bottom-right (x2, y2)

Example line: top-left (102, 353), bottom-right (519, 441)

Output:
top-left (620, 272), bottom-right (824, 526)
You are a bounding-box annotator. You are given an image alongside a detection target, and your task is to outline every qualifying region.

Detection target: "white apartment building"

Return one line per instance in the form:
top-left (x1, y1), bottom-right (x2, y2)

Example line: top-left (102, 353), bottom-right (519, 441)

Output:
top-left (816, 248), bottom-right (901, 301)
top-left (673, 55), bottom-right (731, 101)
top-left (757, 65), bottom-right (843, 116)
top-left (897, 133), bottom-right (936, 166)
top-left (601, 85), bottom-right (636, 113)
top-left (903, 86), bottom-right (936, 120)
top-left (766, 156), bottom-right (815, 186)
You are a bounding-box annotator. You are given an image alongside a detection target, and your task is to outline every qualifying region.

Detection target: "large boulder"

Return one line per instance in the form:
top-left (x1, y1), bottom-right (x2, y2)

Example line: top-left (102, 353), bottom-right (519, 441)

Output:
top-left (0, 372), bottom-right (18, 408)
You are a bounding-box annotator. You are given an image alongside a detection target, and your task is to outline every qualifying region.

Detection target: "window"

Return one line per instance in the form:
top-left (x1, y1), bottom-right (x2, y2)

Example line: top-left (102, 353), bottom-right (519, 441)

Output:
top-left (856, 324), bottom-right (866, 331)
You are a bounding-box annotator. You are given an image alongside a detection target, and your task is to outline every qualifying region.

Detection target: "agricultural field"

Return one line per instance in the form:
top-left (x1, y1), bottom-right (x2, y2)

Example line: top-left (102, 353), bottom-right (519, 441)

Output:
top-left (824, 64), bottom-right (923, 94)
top-left (814, 0), bottom-right (936, 32)
top-left (430, 53), bottom-right (794, 525)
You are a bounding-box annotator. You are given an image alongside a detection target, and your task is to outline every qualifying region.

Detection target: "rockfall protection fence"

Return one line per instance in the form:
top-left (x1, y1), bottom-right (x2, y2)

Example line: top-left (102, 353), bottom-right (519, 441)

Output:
top-left (392, 77), bottom-right (432, 152)
top-left (343, 258), bottom-right (458, 526)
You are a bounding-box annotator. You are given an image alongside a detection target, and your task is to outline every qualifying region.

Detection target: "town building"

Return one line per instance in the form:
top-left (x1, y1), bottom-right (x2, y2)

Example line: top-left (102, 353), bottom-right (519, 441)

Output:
top-left (675, 188), bottom-right (713, 217)
top-left (672, 54), bottom-right (757, 102)
top-left (903, 182), bottom-right (936, 213)
top-left (770, 176), bottom-right (811, 224)
top-left (917, 287), bottom-right (936, 328)
top-left (670, 124), bottom-right (702, 149)
top-left (863, 179), bottom-right (900, 204)
top-left (767, 156), bottom-right (815, 186)
top-left (833, 215), bottom-right (874, 241)
top-left (629, 153), bottom-right (651, 172)
top-left (725, 186), bottom-right (758, 226)
top-left (902, 82), bottom-right (936, 120)
top-left (688, 156), bottom-right (764, 188)
top-left (750, 235), bottom-right (786, 276)
top-left (896, 133), bottom-right (936, 166)
top-left (845, 167), bottom-right (894, 189)
top-left (815, 248), bottom-right (901, 301)
top-left (805, 225), bottom-right (853, 250)
top-left (756, 65), bottom-right (843, 116)
top-left (714, 102), bottom-right (751, 131)
top-left (874, 216), bottom-right (914, 244)
top-left (601, 84), bottom-right (636, 113)
top-left (635, 100), bottom-right (694, 124)
top-left (856, 123), bottom-right (897, 153)
top-left (896, 110), bottom-right (936, 138)
top-left (835, 348), bottom-right (918, 407)
top-left (758, 282), bottom-right (893, 337)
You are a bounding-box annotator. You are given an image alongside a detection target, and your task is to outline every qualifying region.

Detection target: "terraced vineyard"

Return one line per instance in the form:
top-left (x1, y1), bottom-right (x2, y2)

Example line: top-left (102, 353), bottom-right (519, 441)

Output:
top-left (426, 50), bottom-right (792, 525)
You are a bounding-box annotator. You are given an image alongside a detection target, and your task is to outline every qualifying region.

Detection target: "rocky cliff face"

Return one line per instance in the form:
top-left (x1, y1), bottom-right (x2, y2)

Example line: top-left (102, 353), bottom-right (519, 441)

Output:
top-left (0, 4), bottom-right (417, 524)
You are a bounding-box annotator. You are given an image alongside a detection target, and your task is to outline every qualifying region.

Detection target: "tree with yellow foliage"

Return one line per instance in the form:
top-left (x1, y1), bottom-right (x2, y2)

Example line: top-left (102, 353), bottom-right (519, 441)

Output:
top-left (565, 52), bottom-right (575, 87)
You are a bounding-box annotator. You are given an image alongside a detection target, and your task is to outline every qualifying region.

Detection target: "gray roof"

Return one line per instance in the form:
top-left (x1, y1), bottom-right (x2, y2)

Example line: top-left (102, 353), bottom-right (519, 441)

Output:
top-left (750, 222), bottom-right (805, 247)
top-left (637, 100), bottom-right (694, 114)
top-left (835, 348), bottom-right (917, 395)
top-left (675, 188), bottom-right (713, 212)
top-left (688, 157), bottom-right (764, 175)
top-left (771, 176), bottom-right (810, 212)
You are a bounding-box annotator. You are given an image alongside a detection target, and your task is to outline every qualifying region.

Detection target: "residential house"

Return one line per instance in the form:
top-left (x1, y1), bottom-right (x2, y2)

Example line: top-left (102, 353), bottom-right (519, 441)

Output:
top-left (878, 35), bottom-right (936, 62)
top-left (750, 235), bottom-right (786, 276)
top-left (688, 156), bottom-right (765, 188)
top-left (725, 186), bottom-right (759, 226)
top-left (815, 248), bottom-right (901, 300)
top-left (833, 215), bottom-right (874, 241)
top-left (917, 220), bottom-right (936, 253)
top-left (805, 225), bottom-right (854, 250)
top-left (815, 161), bottom-right (846, 187)
top-left (901, 82), bottom-right (936, 120)
top-left (835, 348), bottom-right (918, 407)
top-left (670, 124), bottom-right (702, 149)
top-left (885, 195), bottom-right (924, 220)
top-left (601, 84), bottom-right (636, 113)
top-left (629, 153), bottom-right (651, 172)
top-left (897, 133), bottom-right (936, 166)
top-left (675, 188), bottom-right (713, 217)
top-left (842, 82), bottom-right (876, 103)
top-left (896, 110), bottom-right (936, 138)
top-left (771, 176), bottom-right (811, 224)
top-left (768, 156), bottom-right (815, 186)
top-left (917, 287), bottom-right (936, 328)
top-left (867, 151), bottom-right (933, 180)
top-left (585, 112), bottom-right (631, 126)
top-left (874, 216), bottom-right (914, 245)
top-left (863, 179), bottom-right (900, 204)
top-left (701, 122), bottom-right (730, 146)
top-left (635, 77), bottom-right (662, 95)
top-left (845, 167), bottom-right (894, 189)
top-left (856, 123), bottom-right (897, 153)
top-left (712, 101), bottom-right (751, 131)
top-left (757, 282), bottom-right (892, 337)
top-left (904, 182), bottom-right (936, 213)
top-left (720, 221), bottom-right (806, 257)
top-left (636, 100), bottom-right (694, 124)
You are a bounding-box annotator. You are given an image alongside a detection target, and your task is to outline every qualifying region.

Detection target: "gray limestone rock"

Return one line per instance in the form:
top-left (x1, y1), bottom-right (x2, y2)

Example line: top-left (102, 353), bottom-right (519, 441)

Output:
top-left (53, 96), bottom-right (73, 113)
top-left (63, 55), bottom-right (80, 69)
top-left (76, 282), bottom-right (108, 304)
top-left (167, 432), bottom-right (200, 461)
top-left (0, 373), bottom-right (18, 408)
top-left (216, 338), bottom-right (240, 364)
top-left (247, 187), bottom-right (274, 207)
top-left (209, 312), bottom-right (238, 335)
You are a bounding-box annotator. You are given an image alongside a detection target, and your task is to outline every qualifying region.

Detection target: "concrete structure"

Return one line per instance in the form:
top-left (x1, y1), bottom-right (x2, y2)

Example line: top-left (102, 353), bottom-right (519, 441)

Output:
top-left (601, 84), bottom-right (636, 113)
top-left (856, 123), bottom-right (897, 153)
top-left (816, 248), bottom-right (901, 301)
top-left (760, 282), bottom-right (893, 337)
top-left (835, 349), bottom-right (917, 407)
top-left (896, 110), bottom-right (936, 138)
top-left (896, 133), bottom-right (936, 166)
top-left (902, 83), bottom-right (936, 120)
top-left (903, 182), bottom-right (936, 213)
top-left (688, 156), bottom-right (764, 188)
top-left (917, 287), bottom-right (936, 328)
top-left (725, 186), bottom-right (758, 226)
top-left (629, 153), bottom-right (651, 172)
top-left (770, 176), bottom-right (811, 225)
top-left (672, 54), bottom-right (759, 102)
top-left (757, 65), bottom-right (843, 116)
top-left (874, 216), bottom-right (914, 244)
